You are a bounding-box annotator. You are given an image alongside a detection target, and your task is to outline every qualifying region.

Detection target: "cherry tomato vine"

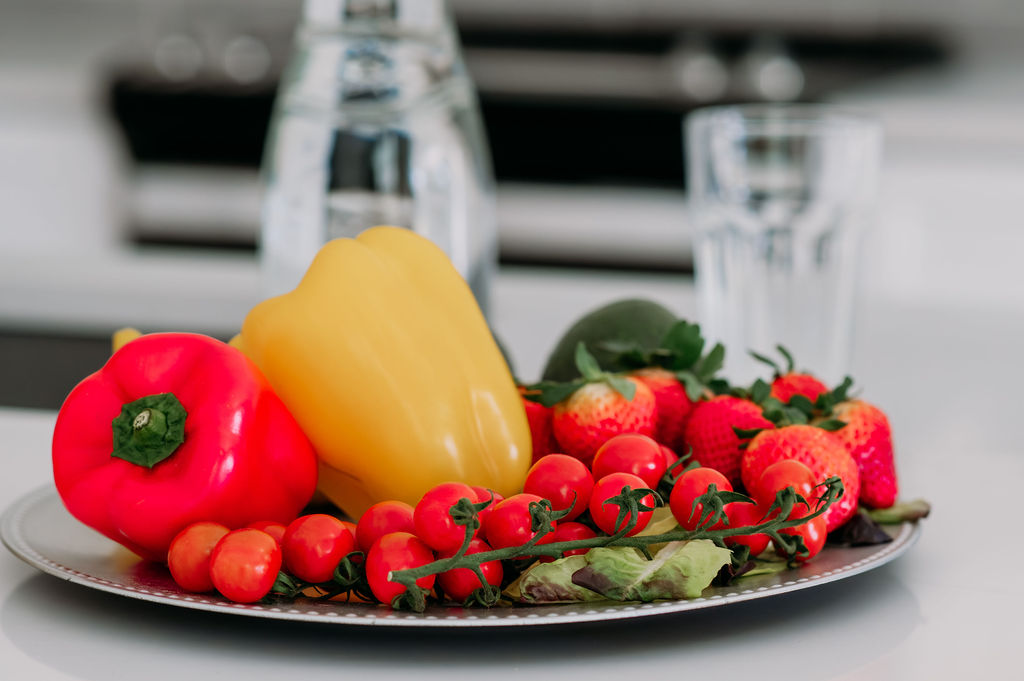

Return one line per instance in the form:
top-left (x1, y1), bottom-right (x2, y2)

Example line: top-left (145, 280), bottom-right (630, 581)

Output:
top-left (266, 476), bottom-right (845, 613)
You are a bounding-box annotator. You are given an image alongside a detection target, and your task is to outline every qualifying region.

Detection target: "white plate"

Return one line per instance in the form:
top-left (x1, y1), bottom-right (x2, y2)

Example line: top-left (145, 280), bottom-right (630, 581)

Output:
top-left (1, 486), bottom-right (921, 628)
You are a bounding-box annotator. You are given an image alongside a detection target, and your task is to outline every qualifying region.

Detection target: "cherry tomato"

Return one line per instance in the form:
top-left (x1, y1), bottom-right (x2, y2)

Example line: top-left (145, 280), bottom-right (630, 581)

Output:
top-left (282, 514), bottom-right (356, 583)
top-left (669, 467), bottom-right (733, 530)
top-left (589, 472), bottom-right (656, 536)
top-left (356, 500), bottom-right (416, 552)
top-left (522, 454), bottom-right (594, 521)
top-left (660, 445), bottom-right (681, 475)
top-left (776, 514), bottom-right (828, 563)
top-left (722, 502), bottom-right (770, 556)
top-left (247, 520), bottom-right (286, 546)
top-left (437, 537), bottom-right (503, 603)
top-left (365, 532), bottom-right (436, 606)
top-left (541, 521), bottom-right (597, 562)
top-left (483, 493), bottom-right (556, 551)
top-left (167, 521), bottom-right (230, 593)
top-left (340, 520), bottom-right (358, 538)
top-left (209, 528), bottom-right (282, 603)
top-left (469, 486), bottom-right (504, 530)
top-left (754, 459), bottom-right (817, 518)
top-left (591, 433), bottom-right (668, 489)
top-left (340, 521), bottom-right (361, 564)
top-left (413, 482), bottom-right (480, 553)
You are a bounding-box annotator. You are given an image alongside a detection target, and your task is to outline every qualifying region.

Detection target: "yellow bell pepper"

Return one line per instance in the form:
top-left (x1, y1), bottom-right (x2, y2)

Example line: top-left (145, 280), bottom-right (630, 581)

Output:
top-left (234, 226), bottom-right (531, 518)
top-left (112, 327), bottom-right (143, 353)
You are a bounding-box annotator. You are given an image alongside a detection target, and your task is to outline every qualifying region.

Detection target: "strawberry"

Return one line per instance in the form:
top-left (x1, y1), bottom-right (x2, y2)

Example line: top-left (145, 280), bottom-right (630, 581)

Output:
top-left (740, 424), bottom-right (860, 532)
top-left (830, 400), bottom-right (898, 509)
top-left (519, 387), bottom-right (559, 464)
top-left (751, 346), bottom-right (828, 404)
top-left (771, 373), bottom-right (828, 404)
top-left (629, 367), bottom-right (696, 452)
top-left (551, 378), bottom-right (656, 462)
top-left (683, 395), bottom-right (773, 488)
top-left (529, 343), bottom-right (658, 462)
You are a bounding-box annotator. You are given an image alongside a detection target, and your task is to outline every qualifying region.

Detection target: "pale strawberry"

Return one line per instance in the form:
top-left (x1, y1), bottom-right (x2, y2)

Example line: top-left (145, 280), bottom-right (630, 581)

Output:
top-left (551, 378), bottom-right (656, 462)
top-left (830, 400), bottom-right (898, 509)
top-left (683, 395), bottom-right (773, 488)
top-left (740, 424), bottom-right (860, 532)
top-left (630, 367), bottom-right (696, 452)
top-left (519, 387), bottom-right (559, 464)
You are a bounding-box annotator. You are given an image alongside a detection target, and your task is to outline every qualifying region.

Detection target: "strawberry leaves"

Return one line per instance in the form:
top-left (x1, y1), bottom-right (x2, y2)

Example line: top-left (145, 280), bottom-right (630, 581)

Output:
top-left (574, 340), bottom-right (605, 379)
top-left (524, 381), bottom-right (584, 408)
top-left (605, 375), bottom-right (637, 400)
top-left (574, 341), bottom-right (638, 402)
top-left (524, 343), bottom-right (636, 407)
top-left (730, 378), bottom-right (811, 439)
top-left (599, 320), bottom-right (727, 401)
top-left (737, 376), bottom-right (854, 432)
top-left (814, 376), bottom-right (855, 416)
top-left (528, 319), bottom-right (728, 407)
top-left (681, 342), bottom-right (727, 401)
top-left (750, 344), bottom-right (796, 378)
top-left (660, 321), bottom-right (705, 370)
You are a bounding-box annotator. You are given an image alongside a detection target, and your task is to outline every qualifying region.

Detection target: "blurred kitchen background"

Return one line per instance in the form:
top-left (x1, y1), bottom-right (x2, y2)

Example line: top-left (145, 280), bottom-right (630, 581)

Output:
top-left (2, 0), bottom-right (1024, 408)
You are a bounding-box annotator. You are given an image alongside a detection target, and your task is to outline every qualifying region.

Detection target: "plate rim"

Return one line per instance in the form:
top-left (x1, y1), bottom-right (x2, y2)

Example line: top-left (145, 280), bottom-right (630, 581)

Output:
top-left (2, 485), bottom-right (922, 628)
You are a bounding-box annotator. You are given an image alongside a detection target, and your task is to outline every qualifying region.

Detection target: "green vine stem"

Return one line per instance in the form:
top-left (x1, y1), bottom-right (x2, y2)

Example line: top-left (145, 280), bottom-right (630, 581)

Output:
top-left (382, 476), bottom-right (844, 611)
top-left (268, 477), bottom-right (844, 611)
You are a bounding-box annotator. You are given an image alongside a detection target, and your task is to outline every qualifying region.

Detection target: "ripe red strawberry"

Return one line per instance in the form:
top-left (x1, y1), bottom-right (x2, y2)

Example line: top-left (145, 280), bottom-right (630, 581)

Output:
top-left (740, 424), bottom-right (860, 532)
top-left (752, 346), bottom-right (828, 404)
top-left (629, 367), bottom-right (696, 452)
top-left (519, 387), bottom-right (559, 463)
top-left (830, 400), bottom-right (898, 509)
top-left (770, 373), bottom-right (828, 404)
top-left (552, 378), bottom-right (656, 462)
top-left (683, 395), bottom-right (773, 488)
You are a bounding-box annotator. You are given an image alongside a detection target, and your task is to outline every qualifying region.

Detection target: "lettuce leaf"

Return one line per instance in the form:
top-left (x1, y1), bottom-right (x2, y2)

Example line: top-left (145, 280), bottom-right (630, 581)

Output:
top-left (866, 499), bottom-right (931, 524)
top-left (572, 540), bottom-right (732, 602)
top-left (518, 555), bottom-right (607, 604)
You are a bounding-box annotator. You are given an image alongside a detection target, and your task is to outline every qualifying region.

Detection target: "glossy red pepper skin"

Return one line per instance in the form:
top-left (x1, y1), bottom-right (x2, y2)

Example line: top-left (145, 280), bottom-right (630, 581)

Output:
top-left (52, 333), bottom-right (318, 562)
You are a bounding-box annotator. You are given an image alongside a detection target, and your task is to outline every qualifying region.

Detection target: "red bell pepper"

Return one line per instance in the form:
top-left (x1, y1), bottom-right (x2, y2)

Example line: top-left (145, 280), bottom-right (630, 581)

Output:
top-left (52, 333), bottom-right (318, 562)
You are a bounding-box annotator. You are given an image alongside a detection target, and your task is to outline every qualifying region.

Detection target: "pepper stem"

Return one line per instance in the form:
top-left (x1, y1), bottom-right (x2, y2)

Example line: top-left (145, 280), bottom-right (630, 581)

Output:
top-left (111, 392), bottom-right (187, 468)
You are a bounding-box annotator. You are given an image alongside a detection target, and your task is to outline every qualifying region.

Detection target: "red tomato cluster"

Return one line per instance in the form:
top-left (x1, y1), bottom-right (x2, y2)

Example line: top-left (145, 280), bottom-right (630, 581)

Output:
top-left (667, 459), bottom-right (826, 562)
top-left (367, 485), bottom-right (508, 606)
top-left (523, 433), bottom-right (667, 536)
top-left (519, 431), bottom-right (828, 564)
top-left (357, 457), bottom-right (659, 608)
top-left (167, 513), bottom-right (357, 604)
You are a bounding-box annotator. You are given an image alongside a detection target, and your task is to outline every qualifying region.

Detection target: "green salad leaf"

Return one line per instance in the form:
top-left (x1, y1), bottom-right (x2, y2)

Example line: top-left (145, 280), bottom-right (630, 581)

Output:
top-left (518, 555), bottom-right (607, 604)
top-left (572, 540), bottom-right (732, 601)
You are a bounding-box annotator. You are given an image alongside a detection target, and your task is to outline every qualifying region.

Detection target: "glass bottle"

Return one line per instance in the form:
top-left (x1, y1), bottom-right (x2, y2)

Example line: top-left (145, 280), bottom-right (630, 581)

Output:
top-left (260, 0), bottom-right (497, 315)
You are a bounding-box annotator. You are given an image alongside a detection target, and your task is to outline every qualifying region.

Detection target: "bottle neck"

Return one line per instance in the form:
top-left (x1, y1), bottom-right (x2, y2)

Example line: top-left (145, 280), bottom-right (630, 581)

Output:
top-left (281, 0), bottom-right (466, 112)
top-left (300, 0), bottom-right (451, 37)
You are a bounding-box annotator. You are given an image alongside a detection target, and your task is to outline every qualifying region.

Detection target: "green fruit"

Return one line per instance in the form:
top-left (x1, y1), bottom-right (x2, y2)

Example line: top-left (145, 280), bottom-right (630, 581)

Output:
top-left (541, 299), bottom-right (678, 382)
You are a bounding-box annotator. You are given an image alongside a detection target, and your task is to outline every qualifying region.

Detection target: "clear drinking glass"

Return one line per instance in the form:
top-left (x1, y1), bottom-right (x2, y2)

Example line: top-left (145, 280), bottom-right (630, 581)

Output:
top-left (686, 105), bottom-right (882, 384)
top-left (260, 0), bottom-right (497, 314)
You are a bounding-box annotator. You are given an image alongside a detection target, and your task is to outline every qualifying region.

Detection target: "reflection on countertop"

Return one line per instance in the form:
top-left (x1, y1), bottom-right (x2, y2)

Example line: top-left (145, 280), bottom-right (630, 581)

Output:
top-left (0, 566), bottom-right (919, 681)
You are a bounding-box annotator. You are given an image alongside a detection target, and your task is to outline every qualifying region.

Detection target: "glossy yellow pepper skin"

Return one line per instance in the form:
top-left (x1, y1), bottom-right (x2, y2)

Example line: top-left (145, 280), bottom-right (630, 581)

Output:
top-left (235, 226), bottom-right (531, 518)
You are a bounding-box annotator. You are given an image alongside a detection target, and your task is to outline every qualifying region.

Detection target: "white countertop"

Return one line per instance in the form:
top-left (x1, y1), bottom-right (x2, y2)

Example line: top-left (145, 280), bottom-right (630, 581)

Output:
top-left (1, 268), bottom-right (1022, 681)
